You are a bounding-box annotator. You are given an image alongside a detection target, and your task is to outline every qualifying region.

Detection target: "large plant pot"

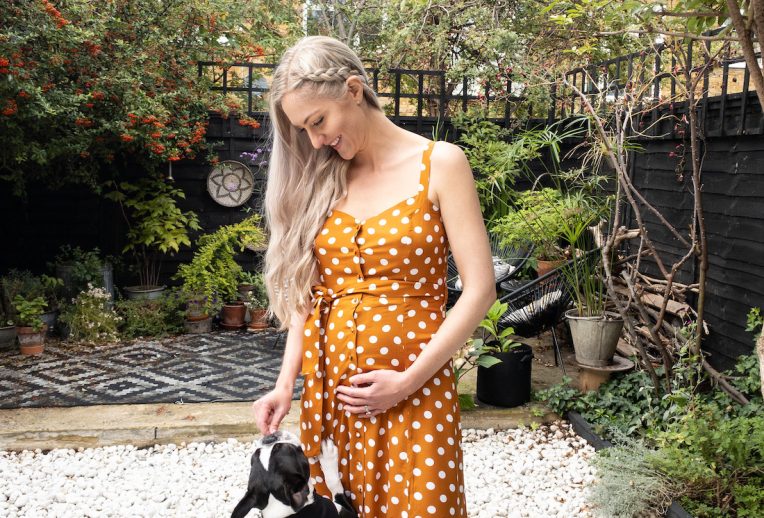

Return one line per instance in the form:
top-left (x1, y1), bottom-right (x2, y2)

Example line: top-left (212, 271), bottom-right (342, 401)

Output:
top-left (56, 262), bottom-right (114, 300)
top-left (565, 309), bottom-right (624, 367)
top-left (247, 308), bottom-right (269, 331)
top-left (16, 325), bottom-right (47, 356)
top-left (185, 296), bottom-right (209, 322)
top-left (476, 344), bottom-right (534, 408)
top-left (0, 325), bottom-right (17, 352)
top-left (184, 316), bottom-right (212, 334)
top-left (123, 285), bottom-right (166, 301)
top-left (220, 301), bottom-right (246, 330)
top-left (40, 310), bottom-right (59, 337)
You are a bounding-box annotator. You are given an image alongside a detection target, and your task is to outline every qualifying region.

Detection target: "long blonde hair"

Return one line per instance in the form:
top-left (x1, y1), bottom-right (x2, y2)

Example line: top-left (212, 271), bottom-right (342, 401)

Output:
top-left (264, 36), bottom-right (382, 328)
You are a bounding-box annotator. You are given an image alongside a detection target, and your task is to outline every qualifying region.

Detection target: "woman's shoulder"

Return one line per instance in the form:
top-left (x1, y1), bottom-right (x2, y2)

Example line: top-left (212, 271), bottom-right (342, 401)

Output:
top-left (429, 141), bottom-right (472, 180)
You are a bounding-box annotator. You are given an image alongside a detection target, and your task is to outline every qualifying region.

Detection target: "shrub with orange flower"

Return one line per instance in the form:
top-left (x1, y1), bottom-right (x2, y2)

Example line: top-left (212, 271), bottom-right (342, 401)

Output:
top-left (0, 0), bottom-right (295, 196)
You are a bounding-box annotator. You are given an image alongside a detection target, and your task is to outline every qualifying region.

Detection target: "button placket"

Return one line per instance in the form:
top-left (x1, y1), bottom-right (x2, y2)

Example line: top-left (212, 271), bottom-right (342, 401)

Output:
top-left (347, 223), bottom-right (364, 369)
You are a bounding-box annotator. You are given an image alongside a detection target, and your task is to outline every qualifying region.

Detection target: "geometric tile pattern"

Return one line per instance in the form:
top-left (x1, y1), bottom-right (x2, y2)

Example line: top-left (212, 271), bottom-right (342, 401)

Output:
top-left (0, 330), bottom-right (303, 409)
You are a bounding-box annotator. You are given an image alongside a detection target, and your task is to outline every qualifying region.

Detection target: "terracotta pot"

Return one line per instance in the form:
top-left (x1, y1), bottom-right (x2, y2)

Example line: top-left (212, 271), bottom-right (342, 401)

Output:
top-left (247, 308), bottom-right (269, 331)
top-left (16, 324), bottom-right (47, 356)
top-left (536, 258), bottom-right (565, 277)
top-left (220, 301), bottom-right (246, 329)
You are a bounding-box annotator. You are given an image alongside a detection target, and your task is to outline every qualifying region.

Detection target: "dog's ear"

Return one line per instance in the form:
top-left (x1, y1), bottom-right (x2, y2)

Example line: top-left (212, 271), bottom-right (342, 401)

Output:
top-left (289, 447), bottom-right (312, 508)
top-left (289, 483), bottom-right (311, 509)
top-left (231, 449), bottom-right (269, 518)
top-left (231, 486), bottom-right (267, 518)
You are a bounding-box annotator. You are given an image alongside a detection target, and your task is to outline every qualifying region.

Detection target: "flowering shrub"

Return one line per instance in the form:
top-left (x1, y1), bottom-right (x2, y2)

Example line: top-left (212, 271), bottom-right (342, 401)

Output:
top-left (59, 284), bottom-right (120, 344)
top-left (0, 0), bottom-right (298, 195)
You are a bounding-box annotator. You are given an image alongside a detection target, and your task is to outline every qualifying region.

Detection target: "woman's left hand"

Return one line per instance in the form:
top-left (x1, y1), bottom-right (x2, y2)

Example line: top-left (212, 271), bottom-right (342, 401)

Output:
top-left (335, 370), bottom-right (412, 418)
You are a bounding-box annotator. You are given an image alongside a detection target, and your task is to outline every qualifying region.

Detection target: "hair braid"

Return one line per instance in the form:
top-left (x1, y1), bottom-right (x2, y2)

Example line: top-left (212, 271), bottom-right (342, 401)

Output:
top-left (294, 66), bottom-right (363, 88)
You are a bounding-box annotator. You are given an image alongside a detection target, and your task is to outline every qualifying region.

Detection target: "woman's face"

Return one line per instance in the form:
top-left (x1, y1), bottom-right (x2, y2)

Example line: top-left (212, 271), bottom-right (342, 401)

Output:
top-left (280, 81), bottom-right (364, 160)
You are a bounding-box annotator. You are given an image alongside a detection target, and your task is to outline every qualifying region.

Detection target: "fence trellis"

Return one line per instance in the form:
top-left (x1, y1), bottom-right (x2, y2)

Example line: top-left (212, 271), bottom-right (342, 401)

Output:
top-left (197, 61), bottom-right (539, 130)
top-left (200, 32), bottom-right (762, 137)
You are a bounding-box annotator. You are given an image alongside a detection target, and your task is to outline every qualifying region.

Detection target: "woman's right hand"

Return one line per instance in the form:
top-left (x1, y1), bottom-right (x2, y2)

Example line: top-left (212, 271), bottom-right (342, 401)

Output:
top-left (252, 386), bottom-right (293, 435)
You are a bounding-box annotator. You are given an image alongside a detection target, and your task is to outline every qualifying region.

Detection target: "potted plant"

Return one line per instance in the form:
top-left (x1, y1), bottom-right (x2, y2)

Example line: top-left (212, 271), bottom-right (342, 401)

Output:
top-left (558, 213), bottom-right (624, 368)
top-left (492, 188), bottom-right (575, 276)
top-left (237, 270), bottom-right (260, 300)
top-left (38, 274), bottom-right (64, 335)
top-left (51, 245), bottom-right (114, 301)
top-left (243, 272), bottom-right (269, 331)
top-left (59, 284), bottom-right (121, 344)
top-left (174, 214), bottom-right (266, 329)
top-left (105, 177), bottom-right (200, 300)
top-left (474, 299), bottom-right (534, 408)
top-left (12, 295), bottom-right (48, 355)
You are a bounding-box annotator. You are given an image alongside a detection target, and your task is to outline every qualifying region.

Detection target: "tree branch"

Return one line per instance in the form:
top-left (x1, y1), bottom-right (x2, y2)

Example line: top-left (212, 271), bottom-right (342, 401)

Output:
top-left (726, 0), bottom-right (764, 110)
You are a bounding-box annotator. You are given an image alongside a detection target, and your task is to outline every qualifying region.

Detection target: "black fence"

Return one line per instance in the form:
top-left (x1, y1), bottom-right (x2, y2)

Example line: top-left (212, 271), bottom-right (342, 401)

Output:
top-left (562, 33), bottom-right (763, 137)
top-left (199, 35), bottom-right (762, 137)
top-left (197, 61), bottom-right (543, 131)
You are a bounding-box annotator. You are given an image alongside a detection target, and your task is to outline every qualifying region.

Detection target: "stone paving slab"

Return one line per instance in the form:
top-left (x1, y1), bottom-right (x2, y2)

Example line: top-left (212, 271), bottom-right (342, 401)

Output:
top-left (0, 399), bottom-right (560, 452)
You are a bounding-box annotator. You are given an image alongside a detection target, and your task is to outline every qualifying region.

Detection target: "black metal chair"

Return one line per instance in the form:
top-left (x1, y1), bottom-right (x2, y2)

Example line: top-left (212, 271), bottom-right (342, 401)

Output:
top-left (496, 249), bottom-right (602, 374)
top-left (496, 266), bottom-right (572, 373)
top-left (446, 235), bottom-right (533, 310)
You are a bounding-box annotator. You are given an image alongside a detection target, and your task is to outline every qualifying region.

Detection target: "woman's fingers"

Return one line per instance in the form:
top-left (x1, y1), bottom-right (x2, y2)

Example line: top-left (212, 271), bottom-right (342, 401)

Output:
top-left (336, 393), bottom-right (368, 406)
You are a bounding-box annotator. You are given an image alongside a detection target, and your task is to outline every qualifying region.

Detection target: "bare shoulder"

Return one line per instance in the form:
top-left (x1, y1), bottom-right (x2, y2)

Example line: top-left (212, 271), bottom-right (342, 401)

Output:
top-left (429, 141), bottom-right (473, 206)
top-left (430, 141), bottom-right (470, 172)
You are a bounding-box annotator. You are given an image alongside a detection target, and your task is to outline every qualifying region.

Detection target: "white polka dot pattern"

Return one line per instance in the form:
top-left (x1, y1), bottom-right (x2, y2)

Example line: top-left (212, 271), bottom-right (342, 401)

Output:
top-left (301, 141), bottom-right (465, 517)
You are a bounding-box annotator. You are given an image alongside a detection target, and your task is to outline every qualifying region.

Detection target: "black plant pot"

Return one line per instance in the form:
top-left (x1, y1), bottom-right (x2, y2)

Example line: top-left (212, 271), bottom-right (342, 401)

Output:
top-left (476, 343), bottom-right (533, 408)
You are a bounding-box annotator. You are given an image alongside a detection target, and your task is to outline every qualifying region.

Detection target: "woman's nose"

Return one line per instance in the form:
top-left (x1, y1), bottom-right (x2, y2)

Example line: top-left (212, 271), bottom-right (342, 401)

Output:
top-left (307, 131), bottom-right (323, 150)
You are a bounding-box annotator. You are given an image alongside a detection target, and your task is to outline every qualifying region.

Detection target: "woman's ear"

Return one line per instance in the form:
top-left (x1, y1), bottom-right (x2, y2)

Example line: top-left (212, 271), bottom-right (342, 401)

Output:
top-left (345, 76), bottom-right (364, 105)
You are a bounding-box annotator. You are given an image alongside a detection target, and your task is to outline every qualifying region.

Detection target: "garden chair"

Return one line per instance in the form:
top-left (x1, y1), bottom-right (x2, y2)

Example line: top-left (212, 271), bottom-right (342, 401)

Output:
top-left (446, 234), bottom-right (533, 310)
top-left (495, 249), bottom-right (601, 374)
top-left (496, 266), bottom-right (572, 373)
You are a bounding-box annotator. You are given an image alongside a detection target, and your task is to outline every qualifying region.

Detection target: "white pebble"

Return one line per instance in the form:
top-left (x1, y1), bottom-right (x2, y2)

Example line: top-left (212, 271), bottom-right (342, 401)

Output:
top-left (0, 421), bottom-right (596, 517)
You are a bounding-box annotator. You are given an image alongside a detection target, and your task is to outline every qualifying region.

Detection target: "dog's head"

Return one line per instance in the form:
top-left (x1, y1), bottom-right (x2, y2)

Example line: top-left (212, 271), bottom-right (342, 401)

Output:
top-left (231, 430), bottom-right (313, 518)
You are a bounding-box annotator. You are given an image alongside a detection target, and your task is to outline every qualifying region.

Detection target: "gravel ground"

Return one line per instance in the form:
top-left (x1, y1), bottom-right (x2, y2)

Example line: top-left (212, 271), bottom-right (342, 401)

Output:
top-left (0, 421), bottom-right (597, 518)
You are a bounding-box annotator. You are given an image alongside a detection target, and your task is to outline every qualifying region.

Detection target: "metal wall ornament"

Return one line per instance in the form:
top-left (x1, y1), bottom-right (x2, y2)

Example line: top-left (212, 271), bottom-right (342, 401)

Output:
top-left (206, 160), bottom-right (255, 207)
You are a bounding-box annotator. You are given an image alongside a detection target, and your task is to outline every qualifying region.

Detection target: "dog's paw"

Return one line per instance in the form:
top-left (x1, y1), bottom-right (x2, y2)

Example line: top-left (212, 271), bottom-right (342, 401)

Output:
top-left (320, 438), bottom-right (338, 462)
top-left (318, 438), bottom-right (344, 496)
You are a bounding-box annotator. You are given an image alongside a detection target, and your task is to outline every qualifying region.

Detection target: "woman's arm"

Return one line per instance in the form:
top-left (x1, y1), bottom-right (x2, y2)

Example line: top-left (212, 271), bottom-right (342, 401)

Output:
top-left (252, 307), bottom-right (309, 434)
top-left (336, 141), bottom-right (496, 413)
top-left (399, 141), bottom-right (496, 394)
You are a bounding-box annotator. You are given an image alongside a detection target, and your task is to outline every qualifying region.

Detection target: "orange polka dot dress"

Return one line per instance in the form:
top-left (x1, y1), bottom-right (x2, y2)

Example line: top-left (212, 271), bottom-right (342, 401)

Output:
top-left (300, 140), bottom-right (467, 518)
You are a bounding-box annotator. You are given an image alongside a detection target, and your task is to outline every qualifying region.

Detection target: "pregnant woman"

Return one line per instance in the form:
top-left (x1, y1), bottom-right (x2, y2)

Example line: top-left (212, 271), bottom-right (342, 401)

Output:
top-left (252, 35), bottom-right (495, 517)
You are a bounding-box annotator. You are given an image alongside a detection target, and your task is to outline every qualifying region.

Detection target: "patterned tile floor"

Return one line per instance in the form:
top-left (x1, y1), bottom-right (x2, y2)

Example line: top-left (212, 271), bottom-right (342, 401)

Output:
top-left (0, 330), bottom-right (303, 409)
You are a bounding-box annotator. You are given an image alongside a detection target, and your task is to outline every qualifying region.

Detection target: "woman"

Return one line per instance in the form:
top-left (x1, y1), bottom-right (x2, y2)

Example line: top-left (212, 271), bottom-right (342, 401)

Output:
top-left (252, 35), bottom-right (495, 517)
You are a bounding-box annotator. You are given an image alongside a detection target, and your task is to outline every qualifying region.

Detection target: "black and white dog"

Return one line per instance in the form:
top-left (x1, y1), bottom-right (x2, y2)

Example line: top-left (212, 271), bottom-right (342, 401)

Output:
top-left (231, 430), bottom-right (357, 518)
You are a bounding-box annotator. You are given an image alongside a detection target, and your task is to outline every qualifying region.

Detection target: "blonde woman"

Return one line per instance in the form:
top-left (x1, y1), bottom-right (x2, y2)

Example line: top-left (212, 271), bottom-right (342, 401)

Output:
top-left (252, 36), bottom-right (495, 517)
